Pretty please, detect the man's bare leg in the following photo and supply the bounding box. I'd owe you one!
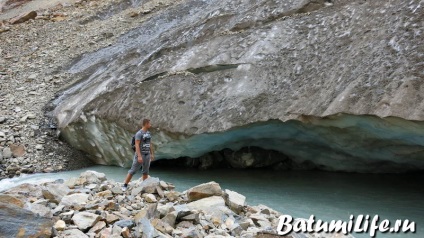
[142,174,148,181]
[124,173,133,184]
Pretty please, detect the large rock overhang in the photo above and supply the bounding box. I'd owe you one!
[53,0,424,172]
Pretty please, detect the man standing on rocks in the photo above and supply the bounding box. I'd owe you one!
[122,119,154,191]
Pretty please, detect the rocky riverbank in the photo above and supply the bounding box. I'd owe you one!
[0,170,352,237]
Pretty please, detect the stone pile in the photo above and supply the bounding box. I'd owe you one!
[0,170,352,237]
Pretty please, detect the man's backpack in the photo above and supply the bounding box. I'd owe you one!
[131,136,136,151]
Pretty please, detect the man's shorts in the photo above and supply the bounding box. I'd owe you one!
[128,153,151,175]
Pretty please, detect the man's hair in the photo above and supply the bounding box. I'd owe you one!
[141,119,150,126]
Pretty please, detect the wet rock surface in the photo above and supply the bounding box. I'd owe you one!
[0,170,353,238]
[0,202,53,237]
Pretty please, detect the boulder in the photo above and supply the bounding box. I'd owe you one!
[181,213,200,224]
[24,203,52,218]
[33,198,49,206]
[156,185,165,198]
[88,221,106,233]
[59,210,74,223]
[223,189,246,213]
[187,196,226,212]
[249,213,272,229]
[96,190,113,198]
[151,218,174,234]
[54,220,66,231]
[60,193,89,207]
[114,219,135,229]
[9,11,37,24]
[161,211,177,227]
[98,227,112,238]
[159,181,168,189]
[112,224,123,235]
[59,229,89,238]
[122,227,131,238]
[134,218,155,238]
[42,183,70,204]
[4,183,43,197]
[53,205,65,215]
[145,193,157,203]
[111,186,123,194]
[106,213,120,224]
[72,211,101,231]
[80,170,107,184]
[187,181,222,201]
[131,177,160,196]
[0,202,53,237]
[65,177,78,188]
[164,190,180,202]
[9,144,25,157]
[157,203,174,217]
[171,204,191,219]
[2,147,12,159]
[134,203,159,221]
[180,227,202,238]
[0,194,24,207]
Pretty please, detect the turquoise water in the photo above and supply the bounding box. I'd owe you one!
[0,165,422,238]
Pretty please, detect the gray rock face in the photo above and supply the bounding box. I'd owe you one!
[53,0,424,172]
[0,202,53,237]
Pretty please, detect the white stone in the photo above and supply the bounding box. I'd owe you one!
[54,220,66,231]
[145,194,157,203]
[42,183,70,204]
[72,211,101,230]
[224,189,246,213]
[60,193,89,207]
[80,170,107,183]
[59,229,88,238]
[187,196,226,212]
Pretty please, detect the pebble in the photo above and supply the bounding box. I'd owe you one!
[27,74,37,81]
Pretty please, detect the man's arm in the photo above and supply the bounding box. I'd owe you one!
[135,140,143,163]
[150,142,154,161]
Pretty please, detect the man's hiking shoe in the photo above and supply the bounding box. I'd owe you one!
[122,185,128,192]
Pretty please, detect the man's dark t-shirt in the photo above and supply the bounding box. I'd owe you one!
[135,130,151,154]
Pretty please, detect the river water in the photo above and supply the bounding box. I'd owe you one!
[0,165,422,238]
